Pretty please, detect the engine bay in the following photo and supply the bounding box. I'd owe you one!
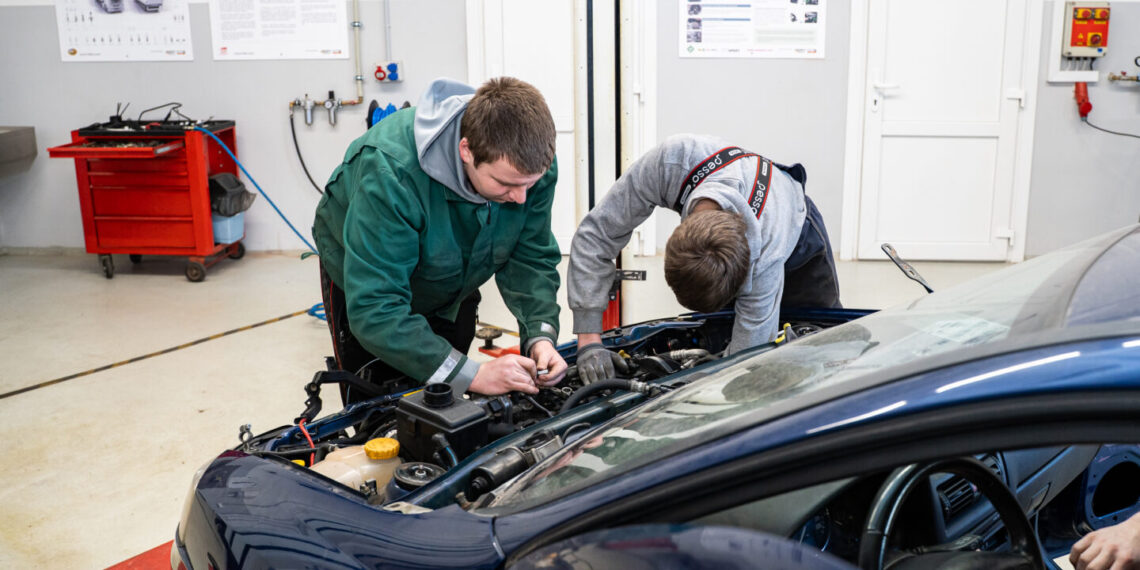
[200,305,1140,569]
[234,311,842,505]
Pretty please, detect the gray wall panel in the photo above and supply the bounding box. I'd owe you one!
[1027,2,1140,256]
[2,1,1138,259]
[0,0,468,252]
[654,1,852,249]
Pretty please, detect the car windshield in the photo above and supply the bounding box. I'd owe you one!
[486,227,1140,511]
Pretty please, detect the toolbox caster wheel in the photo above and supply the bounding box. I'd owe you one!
[228,243,246,260]
[99,255,114,279]
[129,254,142,264]
[185,261,207,282]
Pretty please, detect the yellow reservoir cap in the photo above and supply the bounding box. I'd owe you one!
[292,459,306,466]
[365,437,400,460]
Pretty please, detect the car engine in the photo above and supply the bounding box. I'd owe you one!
[235,311,838,504]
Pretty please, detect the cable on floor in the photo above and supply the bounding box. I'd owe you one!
[308,302,327,321]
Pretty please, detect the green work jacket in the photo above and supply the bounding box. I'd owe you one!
[312,108,561,388]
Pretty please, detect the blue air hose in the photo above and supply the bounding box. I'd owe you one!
[307,302,326,321]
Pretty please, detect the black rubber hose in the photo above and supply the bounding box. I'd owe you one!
[289,112,325,195]
[559,379,634,414]
[255,442,336,459]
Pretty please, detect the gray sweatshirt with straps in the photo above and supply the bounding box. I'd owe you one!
[567,134,807,355]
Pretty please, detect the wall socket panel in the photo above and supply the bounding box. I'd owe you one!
[374,61,403,82]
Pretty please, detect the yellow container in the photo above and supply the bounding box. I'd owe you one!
[310,438,402,492]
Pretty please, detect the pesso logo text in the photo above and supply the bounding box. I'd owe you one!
[690,155,724,184]
[750,184,768,212]
[674,147,758,212]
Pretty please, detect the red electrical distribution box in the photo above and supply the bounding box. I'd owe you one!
[1063,2,1110,57]
[48,119,245,281]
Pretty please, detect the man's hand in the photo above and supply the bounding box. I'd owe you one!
[530,340,568,387]
[576,341,624,385]
[469,354,539,395]
[1071,512,1140,570]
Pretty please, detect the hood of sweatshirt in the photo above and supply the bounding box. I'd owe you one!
[413,78,485,204]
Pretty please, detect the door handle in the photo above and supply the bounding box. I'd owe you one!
[872,82,900,92]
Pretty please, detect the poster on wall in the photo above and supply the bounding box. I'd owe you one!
[207,0,349,60]
[55,0,193,61]
[680,0,825,59]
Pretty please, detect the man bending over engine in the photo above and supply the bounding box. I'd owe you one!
[567,134,840,384]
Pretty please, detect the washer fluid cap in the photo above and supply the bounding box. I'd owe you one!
[364,437,400,460]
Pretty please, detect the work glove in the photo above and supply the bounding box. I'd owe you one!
[576,343,625,385]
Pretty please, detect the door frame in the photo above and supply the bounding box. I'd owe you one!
[839,0,1044,262]
[621,0,658,256]
[465,0,657,254]
[465,0,579,253]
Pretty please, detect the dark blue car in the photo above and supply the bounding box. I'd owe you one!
[173,225,1140,569]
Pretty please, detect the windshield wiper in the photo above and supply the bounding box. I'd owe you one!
[881,243,934,294]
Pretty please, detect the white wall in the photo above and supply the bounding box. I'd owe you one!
[652,1,852,250]
[1027,2,1140,255]
[1,0,1138,258]
[0,0,468,252]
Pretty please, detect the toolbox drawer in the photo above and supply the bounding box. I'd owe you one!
[47,139,184,159]
[86,155,189,175]
[91,187,194,217]
[95,218,197,249]
[87,170,190,189]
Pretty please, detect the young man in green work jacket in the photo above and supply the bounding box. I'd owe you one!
[313,77,567,404]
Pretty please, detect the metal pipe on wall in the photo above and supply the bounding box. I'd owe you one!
[347,0,364,105]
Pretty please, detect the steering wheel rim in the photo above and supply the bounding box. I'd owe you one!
[857,457,1045,570]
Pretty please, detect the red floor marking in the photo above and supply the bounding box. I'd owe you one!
[106,540,172,569]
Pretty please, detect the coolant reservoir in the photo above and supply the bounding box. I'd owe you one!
[310,438,403,493]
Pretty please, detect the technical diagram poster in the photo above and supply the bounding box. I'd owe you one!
[55,0,193,61]
[680,0,825,58]
[207,0,348,60]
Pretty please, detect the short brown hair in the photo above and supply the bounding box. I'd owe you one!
[460,77,556,175]
[664,210,751,313]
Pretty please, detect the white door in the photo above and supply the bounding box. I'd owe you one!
[856,0,1028,260]
[467,0,577,253]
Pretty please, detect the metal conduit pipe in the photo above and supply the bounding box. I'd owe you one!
[346,0,364,105]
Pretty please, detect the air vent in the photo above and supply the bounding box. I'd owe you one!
[938,477,979,520]
[979,454,1005,482]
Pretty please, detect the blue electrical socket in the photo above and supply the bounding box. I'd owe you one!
[374,61,403,82]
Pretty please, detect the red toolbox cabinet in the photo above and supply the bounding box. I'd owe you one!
[48,120,244,281]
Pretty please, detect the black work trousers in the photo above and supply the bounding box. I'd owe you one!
[319,263,480,405]
[776,164,842,309]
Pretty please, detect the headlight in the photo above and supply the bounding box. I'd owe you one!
[176,459,212,544]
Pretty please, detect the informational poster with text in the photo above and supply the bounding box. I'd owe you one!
[680,0,826,59]
[55,0,193,62]
[208,0,349,60]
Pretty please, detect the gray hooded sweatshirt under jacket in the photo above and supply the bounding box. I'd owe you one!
[413,78,483,203]
[411,77,560,363]
[567,134,806,355]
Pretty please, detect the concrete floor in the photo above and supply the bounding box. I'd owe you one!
[0,250,1008,568]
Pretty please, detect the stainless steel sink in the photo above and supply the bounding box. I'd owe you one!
[0,126,37,177]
